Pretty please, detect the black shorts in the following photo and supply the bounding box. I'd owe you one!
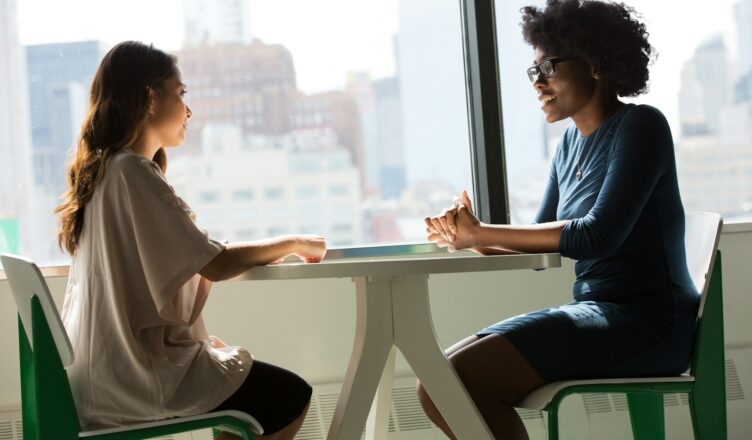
[212,360,312,434]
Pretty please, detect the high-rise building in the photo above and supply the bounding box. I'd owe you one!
[346,72,380,192]
[735,0,752,77]
[678,35,733,137]
[182,0,252,47]
[176,41,298,154]
[346,71,407,200]
[0,0,33,253]
[292,90,364,189]
[25,41,105,193]
[372,77,406,199]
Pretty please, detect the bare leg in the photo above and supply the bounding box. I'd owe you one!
[215,402,310,440]
[417,335,544,439]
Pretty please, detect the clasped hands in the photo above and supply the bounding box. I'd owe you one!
[424,190,481,252]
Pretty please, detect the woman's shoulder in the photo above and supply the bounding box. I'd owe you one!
[106,149,166,186]
[621,103,670,128]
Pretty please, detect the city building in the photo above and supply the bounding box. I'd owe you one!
[25,41,105,193]
[735,0,752,77]
[292,90,364,191]
[168,124,363,247]
[182,0,252,47]
[176,40,298,154]
[677,35,733,137]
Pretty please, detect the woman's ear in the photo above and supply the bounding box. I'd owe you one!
[146,86,157,115]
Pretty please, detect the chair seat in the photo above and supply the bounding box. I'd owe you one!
[78,410,264,437]
[516,374,695,411]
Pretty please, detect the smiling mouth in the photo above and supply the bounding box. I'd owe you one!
[540,95,557,104]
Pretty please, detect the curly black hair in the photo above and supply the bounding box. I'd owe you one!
[521,0,654,97]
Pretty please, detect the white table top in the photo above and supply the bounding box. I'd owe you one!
[232,252,561,281]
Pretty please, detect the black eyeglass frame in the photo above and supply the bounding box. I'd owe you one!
[526,56,577,82]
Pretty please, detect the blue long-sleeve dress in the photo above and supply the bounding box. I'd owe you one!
[478,104,700,381]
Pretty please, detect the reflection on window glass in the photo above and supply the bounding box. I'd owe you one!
[1,0,473,265]
[498,0,752,224]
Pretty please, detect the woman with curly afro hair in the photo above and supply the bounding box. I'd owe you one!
[421,1,699,438]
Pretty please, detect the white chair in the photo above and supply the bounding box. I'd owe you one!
[516,212,726,439]
[1,253,263,440]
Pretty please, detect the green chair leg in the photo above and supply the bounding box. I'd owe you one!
[627,393,665,440]
[688,253,727,440]
[546,403,560,440]
[689,388,727,440]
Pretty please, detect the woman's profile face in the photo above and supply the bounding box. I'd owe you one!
[148,71,192,148]
[532,47,597,124]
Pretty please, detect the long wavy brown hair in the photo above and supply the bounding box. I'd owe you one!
[56,41,178,255]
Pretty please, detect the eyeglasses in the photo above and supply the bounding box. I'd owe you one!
[526,57,576,83]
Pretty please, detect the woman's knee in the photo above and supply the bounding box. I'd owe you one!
[447,335,543,405]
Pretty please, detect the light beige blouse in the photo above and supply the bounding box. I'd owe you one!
[61,149,251,429]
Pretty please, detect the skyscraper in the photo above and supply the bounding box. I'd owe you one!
[735,0,752,77]
[0,0,33,253]
[25,41,106,193]
[678,35,732,137]
[372,77,406,199]
[176,40,298,151]
[182,0,252,47]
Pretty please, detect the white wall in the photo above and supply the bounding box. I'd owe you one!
[1,226,751,435]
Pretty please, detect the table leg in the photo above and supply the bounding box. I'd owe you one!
[327,278,395,440]
[365,345,396,440]
[391,276,495,440]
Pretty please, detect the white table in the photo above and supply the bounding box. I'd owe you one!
[234,250,561,440]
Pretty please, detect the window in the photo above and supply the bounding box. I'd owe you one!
[264,187,286,201]
[495,0,752,224]
[295,186,318,199]
[2,0,477,265]
[232,190,254,201]
[198,191,220,203]
[329,184,350,197]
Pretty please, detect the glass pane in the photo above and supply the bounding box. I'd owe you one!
[498,0,752,224]
[1,0,474,265]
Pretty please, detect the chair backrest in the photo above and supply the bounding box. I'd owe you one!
[683,212,723,319]
[1,253,81,439]
[1,254,74,366]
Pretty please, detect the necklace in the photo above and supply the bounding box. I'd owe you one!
[575,124,605,181]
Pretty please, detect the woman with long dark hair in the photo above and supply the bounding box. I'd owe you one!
[57,41,325,440]
[421,1,698,438]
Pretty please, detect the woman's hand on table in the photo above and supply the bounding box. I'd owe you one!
[425,190,482,251]
[292,235,327,263]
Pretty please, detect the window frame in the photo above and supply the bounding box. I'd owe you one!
[460,0,511,225]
